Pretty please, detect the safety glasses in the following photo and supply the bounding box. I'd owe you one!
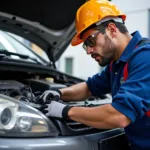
[82,27,106,51]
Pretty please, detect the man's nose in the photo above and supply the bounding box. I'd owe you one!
[86,46,94,55]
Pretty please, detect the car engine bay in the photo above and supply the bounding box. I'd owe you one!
[0,79,66,108]
[0,75,112,136]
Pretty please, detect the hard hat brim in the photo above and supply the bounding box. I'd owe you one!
[71,32,83,46]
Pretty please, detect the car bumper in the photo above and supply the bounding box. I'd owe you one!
[0,128,124,150]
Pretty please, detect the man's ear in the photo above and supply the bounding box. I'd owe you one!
[107,23,117,38]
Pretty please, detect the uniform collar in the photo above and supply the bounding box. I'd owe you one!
[116,31,142,63]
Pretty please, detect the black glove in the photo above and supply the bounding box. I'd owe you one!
[40,101,73,119]
[37,90,62,104]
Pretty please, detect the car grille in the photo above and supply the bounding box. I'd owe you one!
[65,119,92,131]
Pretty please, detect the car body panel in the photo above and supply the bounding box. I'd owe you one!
[0,129,124,150]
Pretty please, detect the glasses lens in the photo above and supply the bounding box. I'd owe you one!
[87,36,96,47]
[82,44,87,51]
[83,35,96,51]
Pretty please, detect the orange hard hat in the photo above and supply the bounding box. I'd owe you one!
[71,0,126,46]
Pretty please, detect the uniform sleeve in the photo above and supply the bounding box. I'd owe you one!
[112,47,150,123]
[86,65,111,97]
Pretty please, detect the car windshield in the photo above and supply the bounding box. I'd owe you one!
[0,30,50,65]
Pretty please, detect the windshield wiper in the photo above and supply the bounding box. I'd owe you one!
[0,50,43,64]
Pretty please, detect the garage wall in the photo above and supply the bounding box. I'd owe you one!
[57,0,150,80]
[113,0,150,37]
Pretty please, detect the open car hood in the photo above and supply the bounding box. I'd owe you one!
[0,0,86,62]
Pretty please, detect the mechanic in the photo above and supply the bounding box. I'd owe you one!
[40,0,150,149]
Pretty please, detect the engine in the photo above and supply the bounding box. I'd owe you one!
[0,80,32,99]
[0,79,67,108]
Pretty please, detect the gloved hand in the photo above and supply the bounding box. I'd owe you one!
[37,90,62,104]
[41,101,73,119]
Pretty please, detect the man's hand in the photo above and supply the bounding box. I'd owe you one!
[38,90,62,104]
[41,101,73,119]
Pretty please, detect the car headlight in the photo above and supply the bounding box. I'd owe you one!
[0,94,59,137]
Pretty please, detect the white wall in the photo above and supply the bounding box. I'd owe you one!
[57,0,150,80]
[113,0,150,37]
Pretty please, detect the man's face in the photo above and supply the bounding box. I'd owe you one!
[82,27,116,67]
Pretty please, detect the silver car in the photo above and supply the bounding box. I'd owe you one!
[0,1,129,150]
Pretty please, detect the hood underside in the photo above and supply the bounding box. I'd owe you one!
[0,0,86,61]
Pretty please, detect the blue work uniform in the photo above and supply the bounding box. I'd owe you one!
[86,31,150,150]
